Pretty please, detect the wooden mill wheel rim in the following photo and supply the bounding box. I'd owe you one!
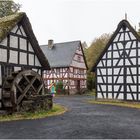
[2,70,45,110]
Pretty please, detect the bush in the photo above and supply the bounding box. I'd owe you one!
[87,72,95,91]
[56,81,64,94]
[87,78,94,91]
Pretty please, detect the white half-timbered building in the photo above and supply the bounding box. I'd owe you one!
[40,40,88,94]
[92,20,140,101]
[0,13,50,107]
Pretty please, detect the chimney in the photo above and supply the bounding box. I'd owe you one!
[125,13,127,20]
[48,39,54,49]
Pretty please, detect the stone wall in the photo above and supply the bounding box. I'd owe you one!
[21,94,53,112]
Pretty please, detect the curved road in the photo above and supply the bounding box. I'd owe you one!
[0,95,140,139]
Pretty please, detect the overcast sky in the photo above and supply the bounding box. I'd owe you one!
[14,0,140,46]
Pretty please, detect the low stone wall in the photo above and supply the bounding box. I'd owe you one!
[21,94,53,112]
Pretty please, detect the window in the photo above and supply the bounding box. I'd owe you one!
[20,38,27,50]
[0,49,7,62]
[20,52,27,64]
[77,55,81,62]
[10,35,18,48]
[9,50,18,64]
[77,69,80,75]
[74,68,76,74]
[56,69,59,74]
[2,65,14,78]
[81,69,84,75]
[29,54,34,65]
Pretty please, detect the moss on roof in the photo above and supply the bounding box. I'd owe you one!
[0,12,25,41]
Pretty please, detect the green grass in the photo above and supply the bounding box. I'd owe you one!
[86,90,96,96]
[88,99,140,109]
[0,104,67,122]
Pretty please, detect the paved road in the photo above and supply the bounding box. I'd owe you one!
[1,95,140,139]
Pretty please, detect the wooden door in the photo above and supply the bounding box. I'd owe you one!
[77,80,80,91]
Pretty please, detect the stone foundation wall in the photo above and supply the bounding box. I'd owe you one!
[21,94,53,112]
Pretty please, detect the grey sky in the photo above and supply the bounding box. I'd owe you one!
[15,0,140,46]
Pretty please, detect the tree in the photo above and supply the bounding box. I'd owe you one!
[85,33,111,71]
[0,0,21,18]
[84,33,111,90]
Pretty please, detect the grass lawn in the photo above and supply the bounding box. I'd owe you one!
[0,104,67,122]
[86,91,96,96]
[88,98,140,109]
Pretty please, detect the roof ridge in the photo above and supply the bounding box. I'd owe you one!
[0,12,25,22]
[0,12,25,41]
[40,40,81,46]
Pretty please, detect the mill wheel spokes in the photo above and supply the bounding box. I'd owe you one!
[2,70,45,112]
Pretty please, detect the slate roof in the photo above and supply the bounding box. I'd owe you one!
[0,12,50,69]
[40,41,87,68]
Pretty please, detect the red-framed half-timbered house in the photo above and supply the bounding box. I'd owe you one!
[40,40,88,94]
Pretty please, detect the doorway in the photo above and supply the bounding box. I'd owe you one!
[77,80,80,92]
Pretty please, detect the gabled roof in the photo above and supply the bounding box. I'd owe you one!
[92,20,140,72]
[40,41,88,69]
[0,12,50,69]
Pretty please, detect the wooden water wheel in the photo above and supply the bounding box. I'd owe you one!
[2,70,45,112]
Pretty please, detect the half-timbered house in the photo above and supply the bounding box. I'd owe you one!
[0,12,50,107]
[92,20,140,101]
[40,40,88,94]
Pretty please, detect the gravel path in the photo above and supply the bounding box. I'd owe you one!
[0,95,140,139]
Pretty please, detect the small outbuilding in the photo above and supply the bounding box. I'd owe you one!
[92,20,140,101]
